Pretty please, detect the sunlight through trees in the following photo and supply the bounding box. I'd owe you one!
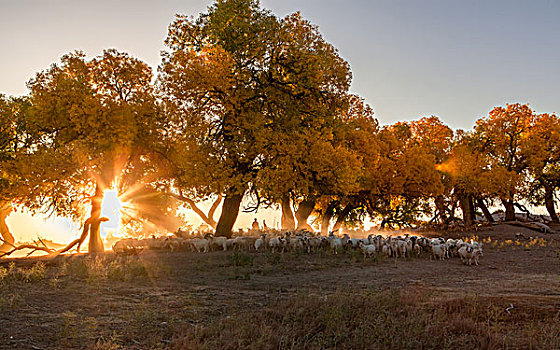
[0,0,558,255]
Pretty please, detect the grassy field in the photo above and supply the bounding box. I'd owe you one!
[1,224,559,349]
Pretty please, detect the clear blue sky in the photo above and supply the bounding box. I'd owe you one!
[1,0,559,130]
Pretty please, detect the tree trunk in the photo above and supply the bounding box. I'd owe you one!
[476,197,494,223]
[215,193,244,238]
[468,195,476,222]
[88,184,105,253]
[0,201,15,253]
[448,195,457,223]
[320,201,338,236]
[332,202,356,232]
[502,198,516,221]
[281,195,296,230]
[206,195,222,228]
[434,195,448,224]
[543,182,559,223]
[178,195,221,229]
[295,199,315,231]
[459,193,473,226]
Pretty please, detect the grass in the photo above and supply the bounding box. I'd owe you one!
[0,235,558,349]
[58,255,168,283]
[464,234,551,251]
[171,290,560,350]
[0,261,46,284]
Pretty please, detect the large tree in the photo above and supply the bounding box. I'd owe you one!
[159,0,351,237]
[0,95,20,252]
[25,49,158,253]
[473,104,534,221]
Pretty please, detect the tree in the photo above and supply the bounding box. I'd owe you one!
[348,118,446,229]
[437,132,496,225]
[319,95,379,233]
[0,95,19,252]
[473,104,534,221]
[408,116,454,224]
[159,0,351,237]
[25,49,158,253]
[252,94,371,233]
[522,112,560,222]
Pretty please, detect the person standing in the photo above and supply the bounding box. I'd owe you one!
[252,218,260,231]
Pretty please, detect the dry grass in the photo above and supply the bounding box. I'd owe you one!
[0,225,558,349]
[172,290,560,350]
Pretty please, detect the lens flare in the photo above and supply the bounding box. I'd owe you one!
[100,189,123,239]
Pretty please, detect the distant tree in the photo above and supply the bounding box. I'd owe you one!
[346,118,446,229]
[0,95,60,256]
[522,112,560,222]
[407,116,454,224]
[438,132,496,225]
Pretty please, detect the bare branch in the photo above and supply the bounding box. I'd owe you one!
[0,236,55,258]
[207,195,222,226]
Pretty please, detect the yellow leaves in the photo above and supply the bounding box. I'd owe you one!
[15,48,160,219]
[389,196,403,211]
[435,159,458,176]
[468,103,560,203]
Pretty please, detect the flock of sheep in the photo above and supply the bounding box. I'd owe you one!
[112,230,484,266]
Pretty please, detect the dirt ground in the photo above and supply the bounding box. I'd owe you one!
[1,224,559,349]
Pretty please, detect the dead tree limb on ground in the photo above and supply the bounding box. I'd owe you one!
[0,237,55,258]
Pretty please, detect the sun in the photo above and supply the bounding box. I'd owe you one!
[100,189,123,239]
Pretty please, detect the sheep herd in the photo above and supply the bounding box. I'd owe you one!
[112,230,484,266]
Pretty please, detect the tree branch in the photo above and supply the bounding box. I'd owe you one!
[167,191,218,229]
[207,195,222,226]
[0,236,55,258]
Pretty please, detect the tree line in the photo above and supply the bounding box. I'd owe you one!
[1,0,559,253]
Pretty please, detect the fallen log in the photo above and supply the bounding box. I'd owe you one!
[506,220,553,233]
[0,237,55,258]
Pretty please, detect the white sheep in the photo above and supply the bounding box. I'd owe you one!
[163,237,183,251]
[359,242,377,258]
[209,236,228,251]
[223,238,235,251]
[233,236,256,251]
[329,237,343,255]
[395,239,407,258]
[288,237,304,252]
[190,238,210,253]
[458,244,483,265]
[268,237,281,253]
[381,243,391,257]
[413,243,422,256]
[431,243,446,260]
[348,238,361,249]
[113,239,143,254]
[254,236,266,251]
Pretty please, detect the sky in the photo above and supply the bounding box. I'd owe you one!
[2,0,559,242]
